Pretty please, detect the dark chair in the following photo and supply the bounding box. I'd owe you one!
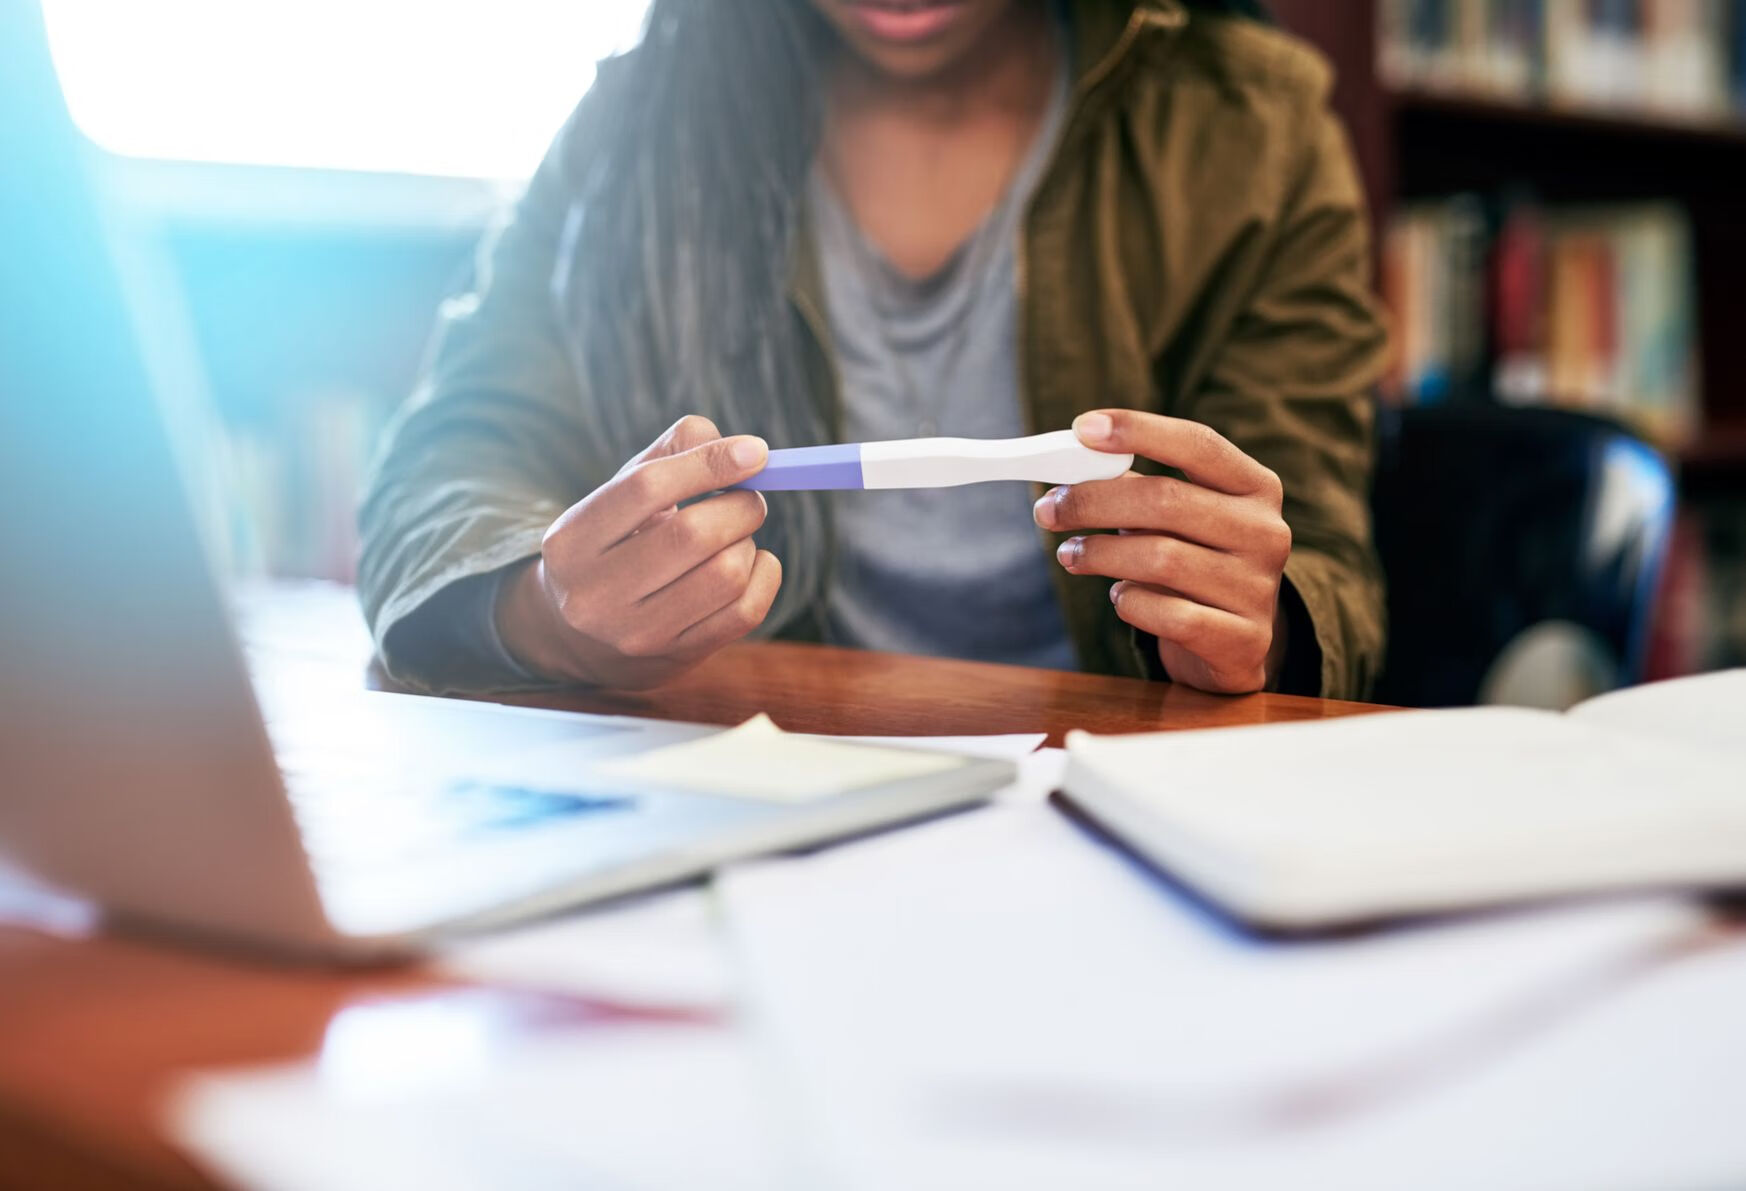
[1369,404,1677,708]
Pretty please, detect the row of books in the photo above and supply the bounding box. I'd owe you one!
[1381,197,1702,447]
[213,389,382,583]
[1381,0,1746,119]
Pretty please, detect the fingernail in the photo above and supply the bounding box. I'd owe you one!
[1109,581,1123,606]
[1033,487,1064,528]
[1074,412,1114,444]
[731,437,767,469]
[754,491,768,517]
[1056,537,1083,569]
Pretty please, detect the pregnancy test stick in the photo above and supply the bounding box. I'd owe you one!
[735,430,1134,492]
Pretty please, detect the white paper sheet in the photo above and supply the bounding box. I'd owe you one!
[593,713,967,802]
[718,803,1746,1190]
[1568,667,1746,757]
[432,888,734,1013]
[995,747,1067,806]
[170,1022,812,1191]
[822,732,1046,762]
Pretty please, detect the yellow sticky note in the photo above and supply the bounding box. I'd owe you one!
[594,714,965,803]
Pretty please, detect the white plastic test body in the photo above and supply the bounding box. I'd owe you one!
[736,430,1134,492]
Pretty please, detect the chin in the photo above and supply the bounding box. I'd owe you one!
[850,40,978,79]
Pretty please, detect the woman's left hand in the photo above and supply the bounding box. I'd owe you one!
[1034,409,1293,695]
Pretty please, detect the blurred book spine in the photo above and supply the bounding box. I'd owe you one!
[1383,0,1741,120]
[1649,498,1746,676]
[1381,195,1490,403]
[212,389,381,584]
[1381,196,1702,448]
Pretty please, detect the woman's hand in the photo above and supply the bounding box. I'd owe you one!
[496,415,782,690]
[1035,410,1293,695]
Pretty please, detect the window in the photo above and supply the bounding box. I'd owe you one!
[41,1,651,180]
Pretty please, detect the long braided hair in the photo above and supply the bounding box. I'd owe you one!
[553,0,1271,637]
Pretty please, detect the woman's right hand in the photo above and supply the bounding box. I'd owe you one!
[495,415,782,690]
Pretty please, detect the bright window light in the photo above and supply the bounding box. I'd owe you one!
[40,1,652,180]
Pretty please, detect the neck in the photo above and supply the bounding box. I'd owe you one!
[828,0,1057,129]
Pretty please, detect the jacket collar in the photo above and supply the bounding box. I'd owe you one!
[1068,0,1188,87]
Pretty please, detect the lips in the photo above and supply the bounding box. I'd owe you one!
[841,0,968,45]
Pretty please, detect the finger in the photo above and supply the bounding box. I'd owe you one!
[623,414,722,471]
[619,417,724,534]
[636,537,757,633]
[670,549,782,654]
[605,489,768,598]
[629,505,679,539]
[1057,533,1278,618]
[1072,410,1281,501]
[1109,581,1272,684]
[1034,474,1270,552]
[589,434,769,547]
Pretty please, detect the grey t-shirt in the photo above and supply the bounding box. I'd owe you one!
[809,52,1076,671]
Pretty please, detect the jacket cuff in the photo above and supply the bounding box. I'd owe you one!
[1128,620,1170,683]
[369,525,558,696]
[1283,548,1382,702]
[1124,553,1376,701]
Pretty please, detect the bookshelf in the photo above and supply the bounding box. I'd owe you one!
[1272,0,1746,456]
[1268,0,1746,675]
[1391,88,1746,153]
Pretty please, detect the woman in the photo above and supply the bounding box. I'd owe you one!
[359,0,1388,700]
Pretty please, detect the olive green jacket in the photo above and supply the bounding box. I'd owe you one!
[359,0,1390,700]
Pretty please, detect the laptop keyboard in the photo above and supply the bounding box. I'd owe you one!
[258,693,648,873]
[281,765,635,873]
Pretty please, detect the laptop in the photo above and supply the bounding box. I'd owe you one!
[0,0,1012,959]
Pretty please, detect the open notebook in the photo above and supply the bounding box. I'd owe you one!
[1063,670,1746,930]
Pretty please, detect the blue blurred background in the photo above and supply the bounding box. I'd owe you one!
[40,0,651,582]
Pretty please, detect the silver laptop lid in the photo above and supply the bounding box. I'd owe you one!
[0,0,332,948]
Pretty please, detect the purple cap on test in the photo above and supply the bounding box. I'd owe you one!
[735,443,865,491]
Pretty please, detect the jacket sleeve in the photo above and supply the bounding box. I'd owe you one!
[356,119,610,695]
[1176,106,1391,701]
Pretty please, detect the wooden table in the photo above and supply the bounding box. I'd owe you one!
[463,640,1383,749]
[0,584,1386,1190]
